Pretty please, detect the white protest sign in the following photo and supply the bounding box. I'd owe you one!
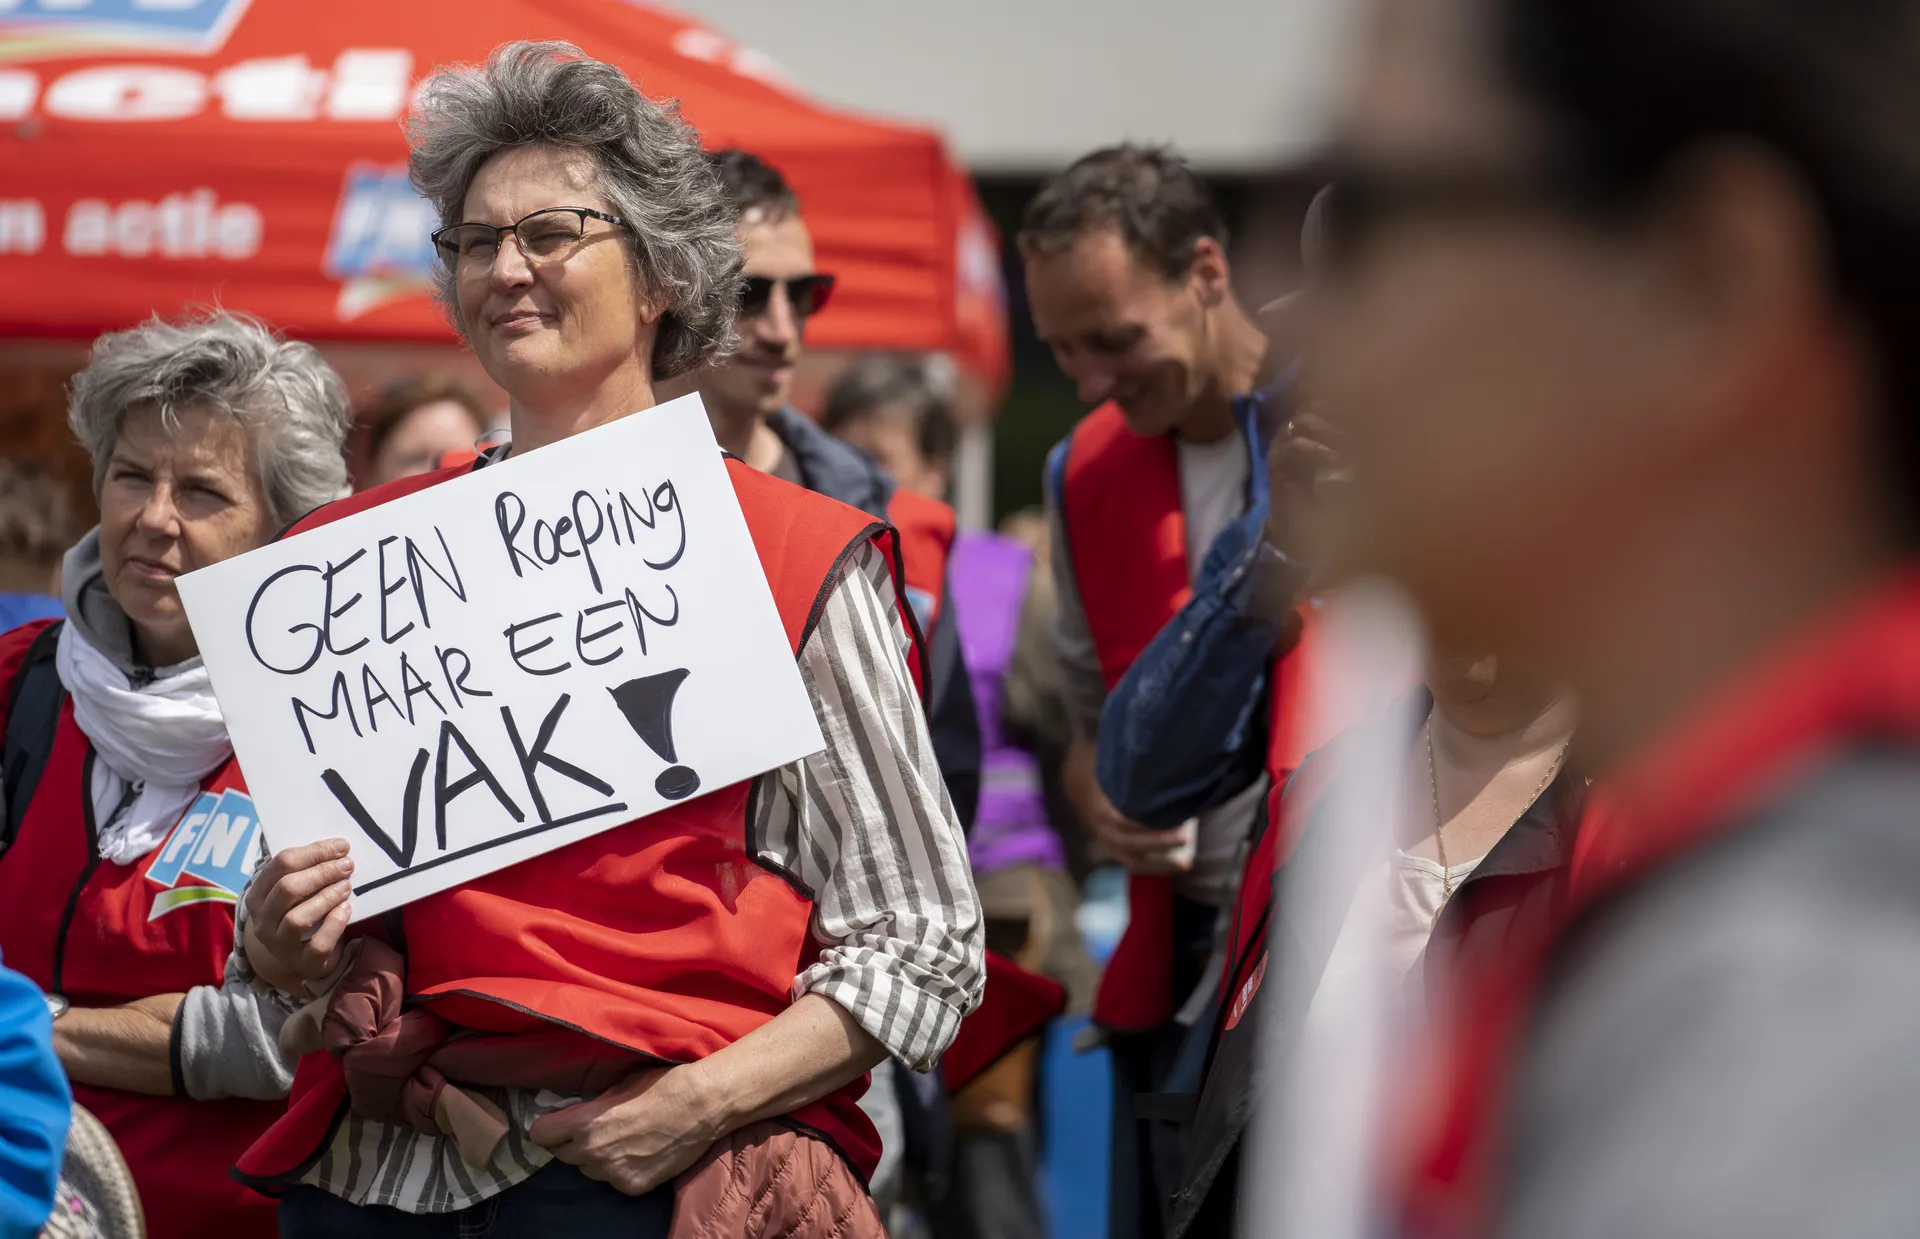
[176,394,825,921]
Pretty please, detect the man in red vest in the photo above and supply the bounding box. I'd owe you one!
[1021,144,1281,1239]
[691,150,980,832]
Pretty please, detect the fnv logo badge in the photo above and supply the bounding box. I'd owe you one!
[325,163,439,321]
[145,789,259,921]
[0,0,253,60]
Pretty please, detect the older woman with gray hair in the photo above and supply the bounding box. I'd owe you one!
[0,309,352,1239]
[236,41,982,1239]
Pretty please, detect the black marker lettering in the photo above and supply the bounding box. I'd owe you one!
[502,694,614,823]
[504,613,570,676]
[432,720,524,849]
[322,750,425,869]
[622,583,680,657]
[405,528,466,626]
[570,489,606,593]
[246,563,325,675]
[645,480,686,571]
[320,549,369,657]
[574,600,626,667]
[376,537,415,644]
[398,650,446,722]
[494,491,537,577]
[291,670,359,755]
[361,664,405,731]
[435,645,491,706]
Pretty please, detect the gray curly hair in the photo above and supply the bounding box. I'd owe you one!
[407,41,741,379]
[68,310,352,530]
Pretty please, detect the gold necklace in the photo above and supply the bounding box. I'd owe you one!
[1425,718,1571,926]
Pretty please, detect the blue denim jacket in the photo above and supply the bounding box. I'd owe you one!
[1091,384,1301,829]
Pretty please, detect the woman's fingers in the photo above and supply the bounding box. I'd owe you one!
[258,852,353,929]
[302,897,354,975]
[246,839,354,981]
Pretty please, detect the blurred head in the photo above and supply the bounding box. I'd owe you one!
[820,354,959,499]
[1020,145,1237,437]
[1309,0,1920,657]
[699,150,834,421]
[0,462,76,595]
[68,311,352,665]
[359,375,489,489]
[409,43,739,416]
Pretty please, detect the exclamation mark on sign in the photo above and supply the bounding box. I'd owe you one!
[608,668,701,801]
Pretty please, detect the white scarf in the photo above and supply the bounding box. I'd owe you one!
[55,621,233,866]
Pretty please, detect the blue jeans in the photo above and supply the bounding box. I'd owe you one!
[277,1162,673,1238]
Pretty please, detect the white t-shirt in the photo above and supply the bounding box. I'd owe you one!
[1174,431,1263,908]
[1306,849,1484,1046]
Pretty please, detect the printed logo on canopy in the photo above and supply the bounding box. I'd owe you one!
[0,0,253,61]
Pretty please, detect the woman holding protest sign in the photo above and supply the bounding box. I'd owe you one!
[234,41,983,1239]
[0,310,355,1239]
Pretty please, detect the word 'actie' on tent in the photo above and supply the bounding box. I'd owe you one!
[0,0,1011,397]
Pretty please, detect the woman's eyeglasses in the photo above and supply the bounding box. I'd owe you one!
[740,273,836,321]
[431,207,627,271]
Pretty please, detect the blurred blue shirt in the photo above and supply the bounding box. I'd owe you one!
[0,594,62,636]
[0,956,68,1238]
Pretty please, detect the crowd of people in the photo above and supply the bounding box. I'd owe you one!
[4,1,1920,1235]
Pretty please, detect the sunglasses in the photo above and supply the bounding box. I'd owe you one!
[740,273,836,320]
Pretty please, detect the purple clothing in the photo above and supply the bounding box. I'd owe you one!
[950,533,1065,875]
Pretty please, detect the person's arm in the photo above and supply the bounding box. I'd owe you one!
[0,960,67,1239]
[171,884,299,1102]
[51,994,182,1095]
[528,992,882,1194]
[1094,501,1301,828]
[532,543,984,1194]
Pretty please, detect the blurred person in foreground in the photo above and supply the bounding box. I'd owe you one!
[0,463,77,629]
[235,43,981,1238]
[353,375,489,489]
[825,355,1095,1239]
[1095,319,1584,1236]
[1022,143,1283,1239]
[1303,0,1920,1235]
[693,151,981,830]
[0,311,349,1239]
[0,954,71,1239]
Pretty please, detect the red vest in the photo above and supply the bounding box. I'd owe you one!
[1058,404,1189,1031]
[0,622,280,1239]
[238,457,912,1190]
[886,488,956,634]
[1401,572,1920,1238]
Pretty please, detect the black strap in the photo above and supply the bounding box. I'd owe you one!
[1134,1091,1200,1125]
[3,621,67,853]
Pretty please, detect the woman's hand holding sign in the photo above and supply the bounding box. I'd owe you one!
[242,838,355,995]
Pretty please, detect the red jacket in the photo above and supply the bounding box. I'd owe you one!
[0,621,281,1239]
[239,457,919,1191]
[1401,574,1920,1238]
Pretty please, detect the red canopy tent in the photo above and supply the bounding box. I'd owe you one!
[0,0,1009,390]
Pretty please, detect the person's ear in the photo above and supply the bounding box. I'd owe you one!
[1187,236,1233,309]
[1632,142,1843,447]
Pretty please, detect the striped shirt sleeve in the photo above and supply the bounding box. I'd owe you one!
[754,541,985,1072]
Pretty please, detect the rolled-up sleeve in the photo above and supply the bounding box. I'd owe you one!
[757,542,985,1072]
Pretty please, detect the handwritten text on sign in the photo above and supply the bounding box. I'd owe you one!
[177,395,825,920]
